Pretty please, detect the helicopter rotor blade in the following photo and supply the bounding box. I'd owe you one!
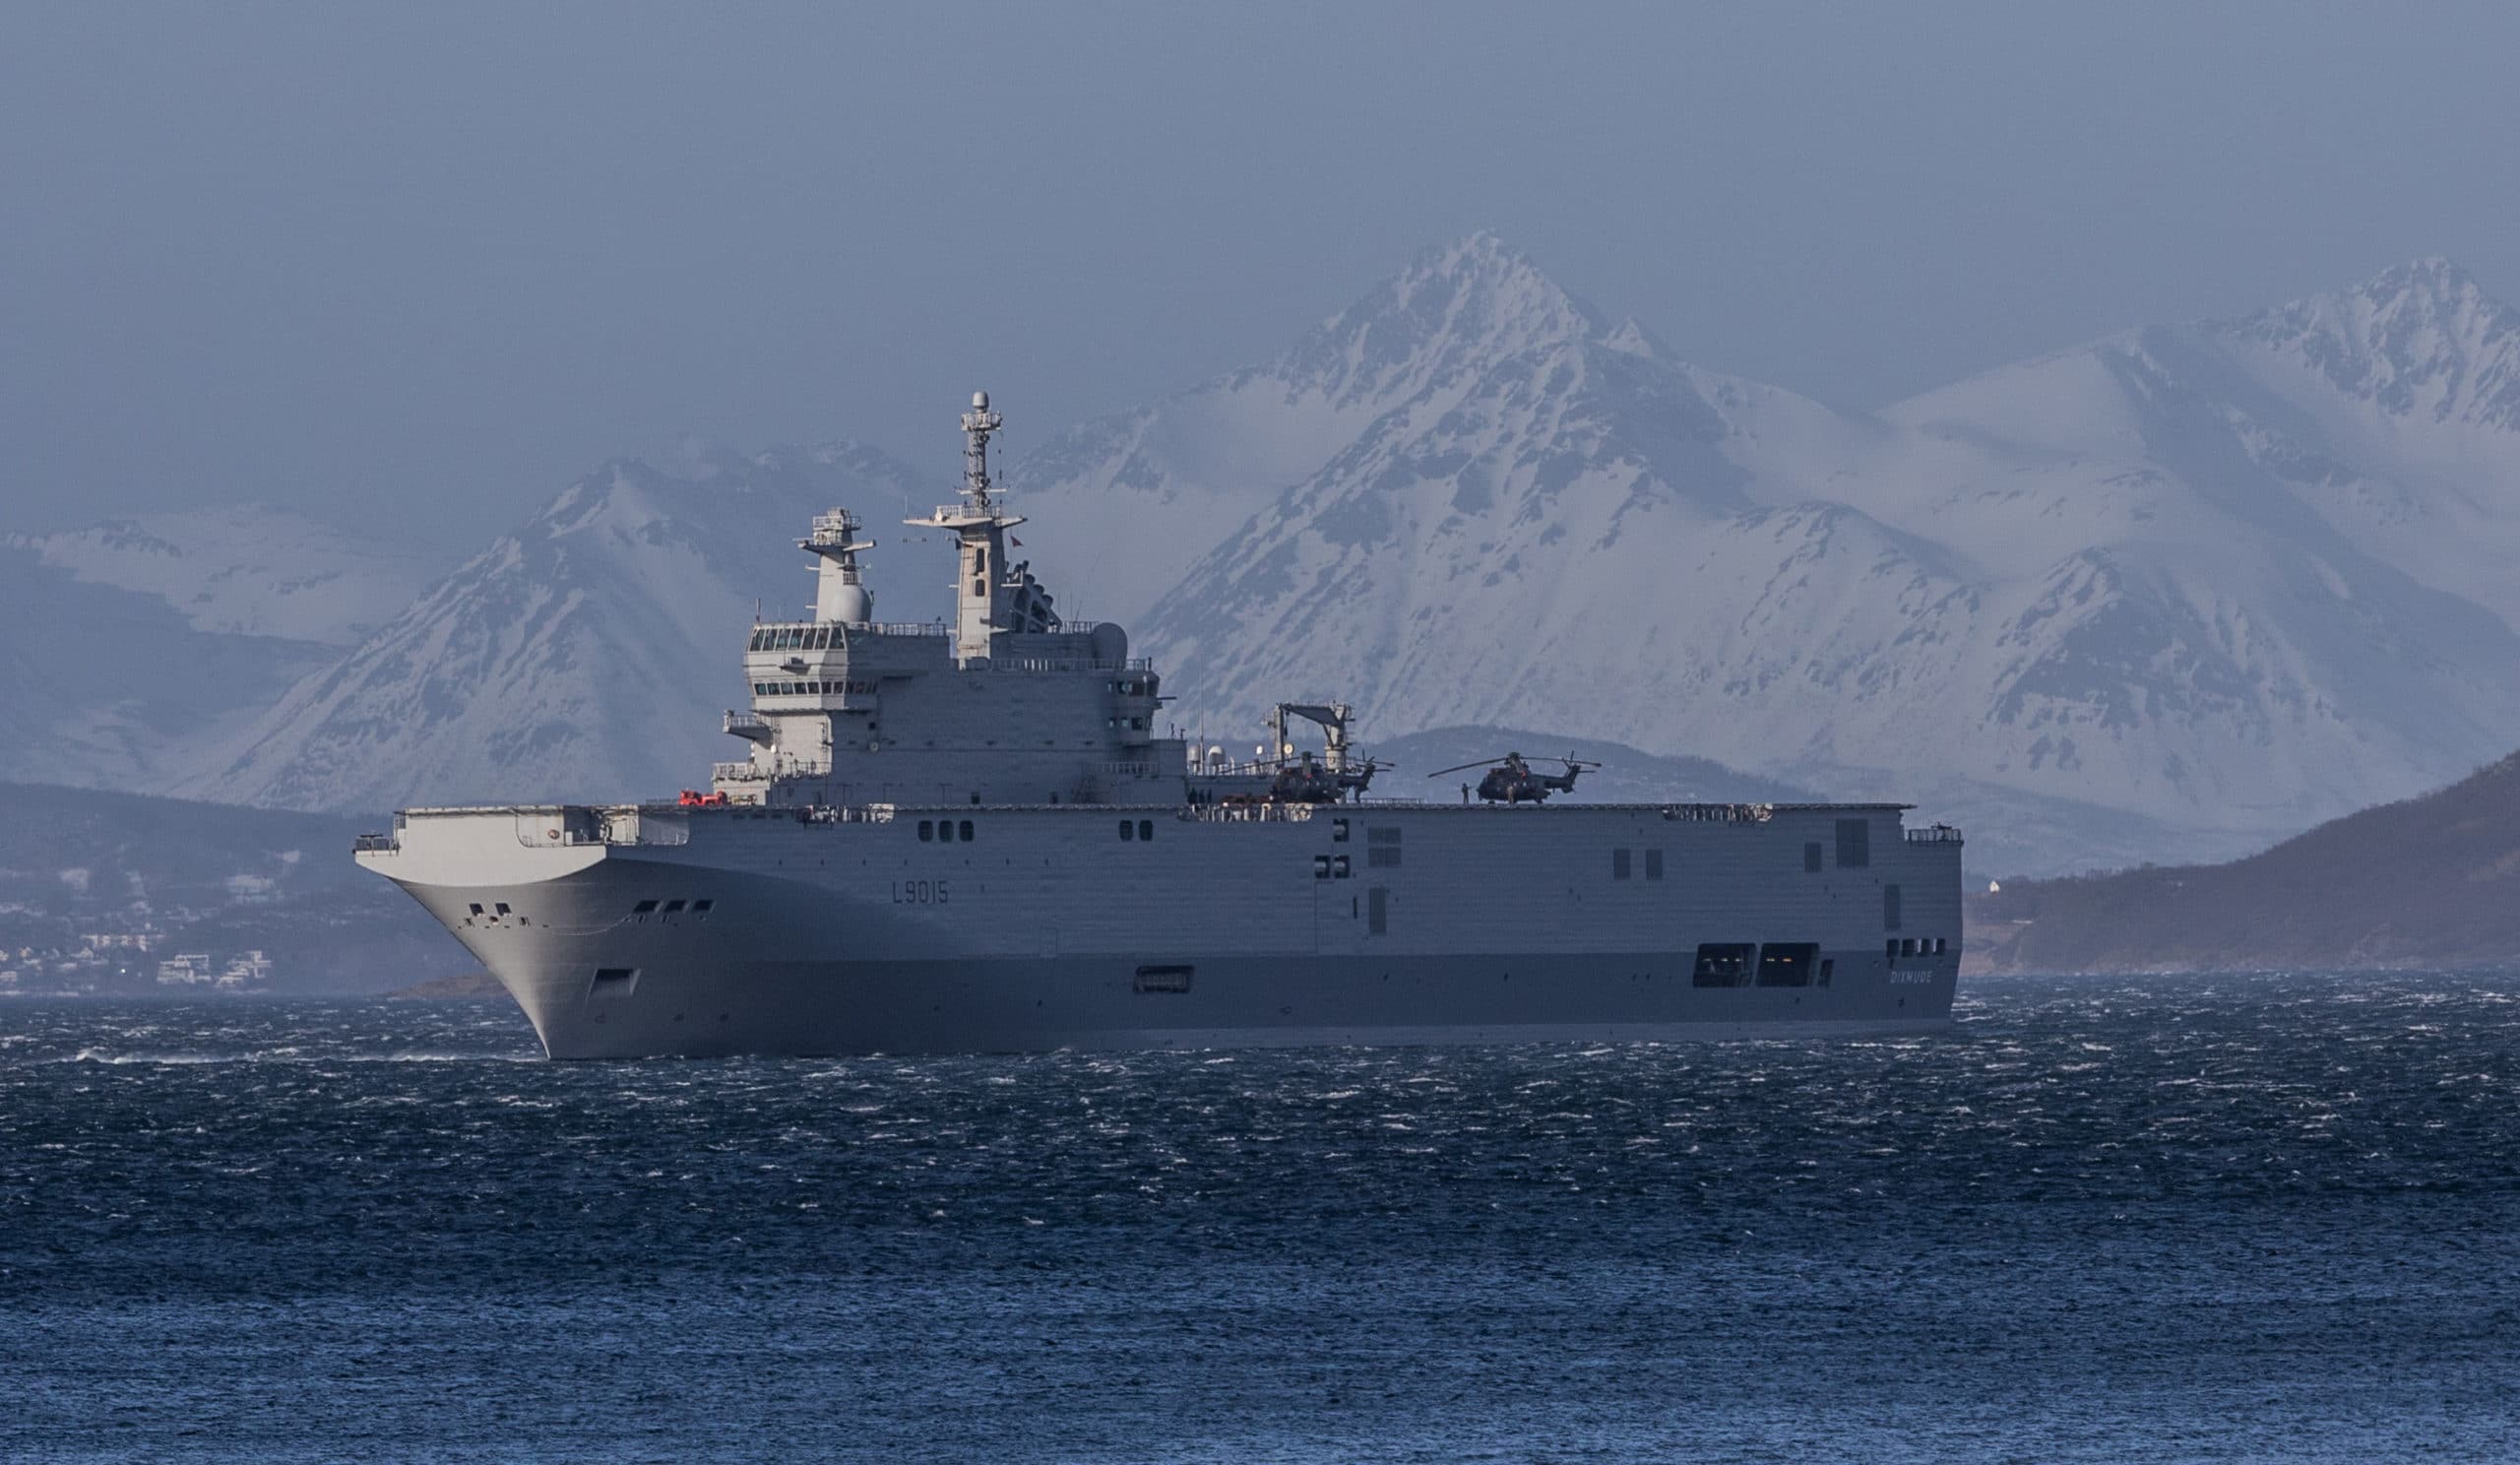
[1423,756,1513,779]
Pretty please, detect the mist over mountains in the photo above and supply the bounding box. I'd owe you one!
[14,235,2520,877]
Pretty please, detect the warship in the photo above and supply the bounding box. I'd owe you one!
[355,394,1964,1057]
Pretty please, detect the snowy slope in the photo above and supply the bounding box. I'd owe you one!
[3,506,438,644]
[1133,241,2520,853]
[177,441,945,810]
[1006,232,1644,626]
[40,237,2520,875]
[0,507,433,789]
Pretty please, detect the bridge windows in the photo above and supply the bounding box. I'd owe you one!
[746,624,848,653]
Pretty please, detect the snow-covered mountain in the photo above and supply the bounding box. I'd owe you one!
[3,507,439,644]
[22,235,2520,875]
[176,441,945,810]
[1131,238,2520,862]
[0,508,439,789]
[1005,232,1641,626]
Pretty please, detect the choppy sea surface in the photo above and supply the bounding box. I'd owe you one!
[4,972,2517,1463]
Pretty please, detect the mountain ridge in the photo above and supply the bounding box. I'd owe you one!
[14,234,2520,880]
[1966,745,2520,973]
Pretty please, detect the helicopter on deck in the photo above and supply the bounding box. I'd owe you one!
[1192,702,1388,804]
[1426,751,1602,805]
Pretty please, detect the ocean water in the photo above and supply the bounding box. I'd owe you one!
[3,973,2516,1463]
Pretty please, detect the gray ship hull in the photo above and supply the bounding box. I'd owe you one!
[511,953,1952,1059]
[360,799,1964,1058]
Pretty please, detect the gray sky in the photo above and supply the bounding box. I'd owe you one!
[4,1,2516,547]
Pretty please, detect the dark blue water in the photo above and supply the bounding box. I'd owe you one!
[5,973,2517,1462]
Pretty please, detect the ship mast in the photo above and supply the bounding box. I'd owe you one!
[908,391,1025,663]
[962,391,1002,514]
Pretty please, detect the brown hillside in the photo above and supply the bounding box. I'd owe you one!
[1966,750,2520,973]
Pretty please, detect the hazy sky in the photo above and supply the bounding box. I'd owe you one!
[5,2,2516,547]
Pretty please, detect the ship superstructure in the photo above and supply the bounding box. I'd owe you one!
[356,395,1965,1057]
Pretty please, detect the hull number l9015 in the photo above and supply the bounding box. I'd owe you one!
[891,879,950,906]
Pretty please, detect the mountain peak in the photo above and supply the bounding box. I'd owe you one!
[1266,232,1606,412]
[2349,253,2483,307]
[1382,229,1596,330]
[2214,255,2520,429]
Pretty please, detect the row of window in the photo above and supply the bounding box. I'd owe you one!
[1693,942,1831,988]
[1119,819,1157,842]
[750,625,839,652]
[628,898,714,917]
[754,680,849,696]
[918,820,976,843]
[1888,937,1948,960]
[1609,848,1667,880]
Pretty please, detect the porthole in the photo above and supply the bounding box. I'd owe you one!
[918,820,934,842]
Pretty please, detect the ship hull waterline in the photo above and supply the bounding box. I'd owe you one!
[379,876,1959,1060]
